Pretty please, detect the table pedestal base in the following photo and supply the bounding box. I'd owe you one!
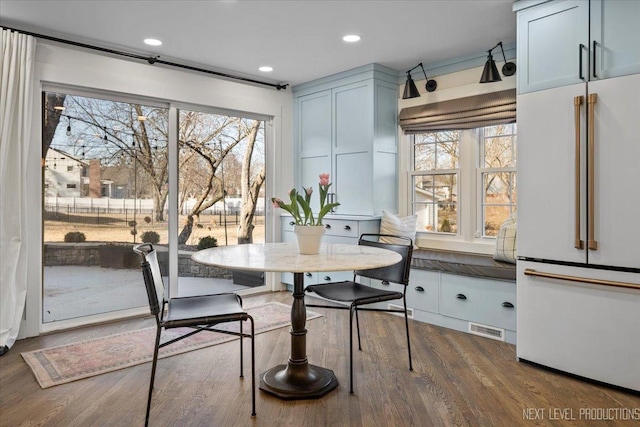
[259,362,338,400]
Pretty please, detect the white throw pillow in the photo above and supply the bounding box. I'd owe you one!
[494,221,517,264]
[378,211,417,246]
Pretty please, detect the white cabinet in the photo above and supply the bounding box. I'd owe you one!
[279,215,380,287]
[439,274,516,333]
[516,0,640,94]
[294,64,398,216]
[365,268,517,344]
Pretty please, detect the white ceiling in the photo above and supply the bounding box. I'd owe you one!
[0,0,517,87]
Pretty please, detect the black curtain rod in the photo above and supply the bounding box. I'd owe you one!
[3,26,288,91]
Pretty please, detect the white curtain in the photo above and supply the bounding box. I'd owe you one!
[0,28,36,354]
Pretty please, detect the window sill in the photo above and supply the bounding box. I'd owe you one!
[415,234,495,256]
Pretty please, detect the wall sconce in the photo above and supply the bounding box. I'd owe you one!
[480,41,516,83]
[402,62,437,99]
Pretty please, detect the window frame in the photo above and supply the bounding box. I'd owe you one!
[407,124,517,248]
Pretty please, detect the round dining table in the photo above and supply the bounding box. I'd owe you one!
[191,241,401,399]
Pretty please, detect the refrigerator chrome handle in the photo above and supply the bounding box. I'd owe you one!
[587,93,598,251]
[524,269,640,291]
[574,96,584,250]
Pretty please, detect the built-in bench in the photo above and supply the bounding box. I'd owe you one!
[411,248,516,281]
[395,248,517,344]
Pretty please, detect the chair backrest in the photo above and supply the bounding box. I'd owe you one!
[133,243,165,315]
[354,234,413,286]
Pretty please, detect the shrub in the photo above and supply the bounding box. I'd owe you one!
[64,231,86,243]
[197,236,218,250]
[144,216,152,224]
[141,231,160,244]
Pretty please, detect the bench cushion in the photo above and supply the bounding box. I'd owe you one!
[411,248,516,281]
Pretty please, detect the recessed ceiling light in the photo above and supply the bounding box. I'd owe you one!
[259,66,274,72]
[144,38,162,46]
[343,34,361,43]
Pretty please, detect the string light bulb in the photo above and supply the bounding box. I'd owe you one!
[66,117,72,136]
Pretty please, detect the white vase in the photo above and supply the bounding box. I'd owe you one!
[293,225,325,254]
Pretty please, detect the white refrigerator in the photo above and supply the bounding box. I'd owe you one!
[516,72,640,392]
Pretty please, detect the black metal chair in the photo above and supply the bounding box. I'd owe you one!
[304,233,414,393]
[133,243,255,426]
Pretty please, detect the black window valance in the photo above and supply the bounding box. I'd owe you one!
[398,88,516,134]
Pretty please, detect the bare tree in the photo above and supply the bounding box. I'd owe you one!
[237,120,265,244]
[43,93,67,153]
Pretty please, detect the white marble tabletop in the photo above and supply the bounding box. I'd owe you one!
[191,242,401,273]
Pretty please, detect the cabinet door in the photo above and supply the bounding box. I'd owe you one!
[588,74,640,269]
[590,0,640,80]
[517,0,588,94]
[333,81,373,215]
[297,90,332,211]
[517,83,588,264]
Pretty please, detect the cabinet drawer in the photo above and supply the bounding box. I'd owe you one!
[282,219,296,233]
[317,270,353,284]
[322,219,359,238]
[281,271,320,287]
[440,274,516,331]
[407,269,439,313]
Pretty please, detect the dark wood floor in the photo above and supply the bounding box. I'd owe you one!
[1,291,638,426]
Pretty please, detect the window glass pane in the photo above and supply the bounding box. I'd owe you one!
[482,171,517,236]
[437,204,457,233]
[414,142,435,171]
[482,124,517,168]
[414,131,459,171]
[483,205,512,236]
[178,110,266,292]
[412,173,457,235]
[43,91,168,323]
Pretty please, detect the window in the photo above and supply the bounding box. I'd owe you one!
[412,131,459,234]
[478,124,517,236]
[410,124,517,239]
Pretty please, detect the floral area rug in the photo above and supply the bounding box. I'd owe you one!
[22,301,321,388]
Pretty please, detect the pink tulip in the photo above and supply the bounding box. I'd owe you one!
[319,172,330,186]
[305,187,313,196]
[272,198,283,208]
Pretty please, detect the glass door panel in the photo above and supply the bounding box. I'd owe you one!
[42,91,169,322]
[177,109,266,296]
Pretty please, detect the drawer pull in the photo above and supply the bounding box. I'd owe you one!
[325,224,332,229]
[305,272,312,277]
[456,293,467,300]
[381,280,390,285]
[344,225,351,230]
[324,276,331,281]
[289,221,295,226]
[502,302,514,308]
[415,286,425,292]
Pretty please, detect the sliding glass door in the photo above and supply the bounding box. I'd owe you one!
[42,89,269,326]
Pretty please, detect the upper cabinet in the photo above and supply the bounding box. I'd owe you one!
[516,0,640,94]
[293,64,399,216]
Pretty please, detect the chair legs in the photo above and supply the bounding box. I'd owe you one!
[145,317,257,424]
[349,306,355,394]
[404,299,413,372]
[355,307,362,351]
[347,300,413,394]
[249,317,256,417]
[145,325,163,427]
